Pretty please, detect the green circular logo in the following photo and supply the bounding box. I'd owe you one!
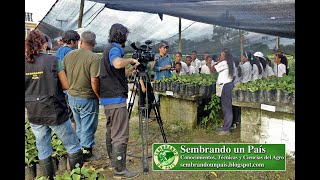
[154,144,179,170]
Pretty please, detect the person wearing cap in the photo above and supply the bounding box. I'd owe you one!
[150,42,172,80]
[253,51,274,78]
[55,30,80,133]
[190,50,201,73]
[238,51,252,83]
[251,55,263,81]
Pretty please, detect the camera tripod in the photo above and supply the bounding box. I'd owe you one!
[127,70,167,174]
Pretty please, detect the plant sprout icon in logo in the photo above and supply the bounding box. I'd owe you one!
[154,144,179,170]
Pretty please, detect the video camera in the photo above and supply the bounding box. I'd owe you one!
[131,40,155,71]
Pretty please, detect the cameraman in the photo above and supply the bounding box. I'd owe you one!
[100,23,139,179]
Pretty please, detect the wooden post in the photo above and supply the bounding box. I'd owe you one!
[78,0,85,28]
[276,36,280,50]
[178,17,182,52]
[239,30,243,59]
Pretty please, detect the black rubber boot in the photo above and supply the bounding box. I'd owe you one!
[39,157,55,180]
[83,147,101,162]
[113,144,139,179]
[106,132,114,170]
[67,150,83,170]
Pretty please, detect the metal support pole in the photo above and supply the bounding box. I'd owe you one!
[178,17,182,52]
[78,0,85,28]
[239,30,243,59]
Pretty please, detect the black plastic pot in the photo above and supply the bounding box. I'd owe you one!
[186,84,195,96]
[25,164,36,180]
[257,90,264,103]
[194,84,199,95]
[264,90,275,102]
[153,82,159,91]
[209,83,216,95]
[232,90,238,102]
[282,92,291,104]
[244,90,252,102]
[199,85,209,97]
[179,83,186,95]
[172,82,180,94]
[291,92,295,106]
[159,82,167,91]
[275,89,282,103]
[238,90,245,102]
[251,91,259,103]
[166,82,172,91]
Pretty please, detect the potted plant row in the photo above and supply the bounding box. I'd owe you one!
[232,76,295,106]
[154,73,217,97]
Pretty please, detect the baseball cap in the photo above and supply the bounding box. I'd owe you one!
[253,51,264,58]
[159,42,169,48]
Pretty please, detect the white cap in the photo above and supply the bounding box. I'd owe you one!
[253,51,264,58]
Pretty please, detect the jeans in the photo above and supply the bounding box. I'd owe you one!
[30,120,81,160]
[67,95,99,148]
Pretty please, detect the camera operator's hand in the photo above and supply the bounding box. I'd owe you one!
[131,58,140,66]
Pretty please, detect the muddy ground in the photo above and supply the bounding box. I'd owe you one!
[69,103,295,180]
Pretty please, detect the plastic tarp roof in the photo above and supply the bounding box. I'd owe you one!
[36,0,294,53]
[90,0,295,38]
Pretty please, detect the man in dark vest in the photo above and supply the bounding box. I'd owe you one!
[100,23,140,179]
[25,30,83,180]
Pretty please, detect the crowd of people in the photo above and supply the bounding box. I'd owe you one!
[25,22,290,179]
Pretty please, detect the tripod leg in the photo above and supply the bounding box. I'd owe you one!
[128,74,138,119]
[153,103,167,143]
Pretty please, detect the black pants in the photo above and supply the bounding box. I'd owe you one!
[221,82,234,131]
[232,106,241,124]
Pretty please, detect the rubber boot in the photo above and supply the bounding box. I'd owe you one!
[113,144,139,179]
[82,146,101,162]
[67,150,83,170]
[38,157,55,180]
[106,132,114,170]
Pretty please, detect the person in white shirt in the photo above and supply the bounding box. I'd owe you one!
[173,51,189,74]
[212,48,234,135]
[264,57,275,77]
[171,62,186,76]
[200,56,212,74]
[185,55,196,75]
[201,52,209,66]
[273,53,287,77]
[238,51,252,83]
[251,56,263,81]
[211,54,219,67]
[190,50,201,73]
[253,52,267,78]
